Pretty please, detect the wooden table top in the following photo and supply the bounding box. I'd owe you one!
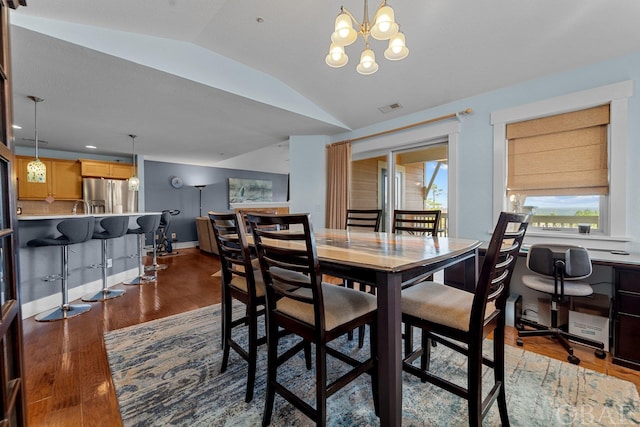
[260,228,481,273]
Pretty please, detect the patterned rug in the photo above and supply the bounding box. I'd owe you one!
[104,304,640,426]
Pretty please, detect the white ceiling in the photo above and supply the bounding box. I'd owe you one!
[9,0,640,174]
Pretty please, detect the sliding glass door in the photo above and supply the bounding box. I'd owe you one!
[351,142,448,233]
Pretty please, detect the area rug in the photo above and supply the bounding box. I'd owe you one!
[104,304,640,426]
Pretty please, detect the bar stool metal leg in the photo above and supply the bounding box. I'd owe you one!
[82,239,125,301]
[144,233,167,272]
[125,233,156,285]
[35,245,92,322]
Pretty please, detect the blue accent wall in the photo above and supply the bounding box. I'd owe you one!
[143,161,288,244]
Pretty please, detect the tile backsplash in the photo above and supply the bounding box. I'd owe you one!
[17,200,89,216]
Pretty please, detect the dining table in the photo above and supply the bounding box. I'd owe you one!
[311,228,481,426]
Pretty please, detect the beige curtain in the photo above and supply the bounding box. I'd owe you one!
[326,142,351,229]
[506,104,610,196]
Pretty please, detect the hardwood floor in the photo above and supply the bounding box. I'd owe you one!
[22,247,640,426]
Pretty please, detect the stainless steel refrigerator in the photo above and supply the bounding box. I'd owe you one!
[83,178,138,214]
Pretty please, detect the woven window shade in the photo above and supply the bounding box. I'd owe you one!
[506,105,609,196]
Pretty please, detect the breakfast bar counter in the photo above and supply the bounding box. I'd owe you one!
[18,212,161,319]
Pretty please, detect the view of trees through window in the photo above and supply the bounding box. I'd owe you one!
[424,161,447,211]
[519,195,601,231]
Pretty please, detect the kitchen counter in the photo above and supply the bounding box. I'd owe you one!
[17,211,163,319]
[18,212,159,220]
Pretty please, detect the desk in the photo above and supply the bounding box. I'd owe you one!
[478,244,640,371]
[311,229,481,426]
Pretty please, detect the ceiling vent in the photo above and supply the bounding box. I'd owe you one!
[378,102,403,114]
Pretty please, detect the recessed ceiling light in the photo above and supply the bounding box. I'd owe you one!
[85,145,97,149]
[256,17,264,23]
[12,124,21,129]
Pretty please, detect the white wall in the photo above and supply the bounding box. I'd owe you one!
[289,135,330,229]
[290,50,640,252]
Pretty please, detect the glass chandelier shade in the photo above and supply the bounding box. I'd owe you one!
[27,96,46,183]
[128,134,140,191]
[325,0,407,75]
[330,12,357,46]
[356,47,379,75]
[370,6,398,40]
[325,43,349,67]
[384,32,409,60]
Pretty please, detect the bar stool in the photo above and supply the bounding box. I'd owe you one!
[144,211,170,273]
[27,217,95,322]
[125,214,161,285]
[82,216,130,301]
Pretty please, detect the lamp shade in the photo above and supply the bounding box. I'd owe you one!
[27,158,47,183]
[384,31,409,60]
[128,176,140,191]
[356,48,379,75]
[331,12,357,46]
[325,43,348,67]
[370,5,398,40]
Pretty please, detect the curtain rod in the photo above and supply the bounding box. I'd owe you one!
[327,107,473,147]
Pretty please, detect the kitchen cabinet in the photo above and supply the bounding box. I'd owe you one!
[16,156,82,200]
[80,159,133,179]
[613,267,640,370]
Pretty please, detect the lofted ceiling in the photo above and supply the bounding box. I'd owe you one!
[9,0,640,174]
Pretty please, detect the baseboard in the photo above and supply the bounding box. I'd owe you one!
[21,268,138,320]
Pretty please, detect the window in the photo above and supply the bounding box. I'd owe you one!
[506,104,609,233]
[491,81,632,247]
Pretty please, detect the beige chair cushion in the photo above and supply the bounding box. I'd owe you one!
[230,270,266,297]
[402,281,496,332]
[277,283,377,332]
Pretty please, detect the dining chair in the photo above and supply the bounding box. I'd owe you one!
[344,208,382,346]
[392,209,443,349]
[246,212,378,427]
[345,208,382,231]
[401,211,529,427]
[393,209,442,235]
[209,211,266,403]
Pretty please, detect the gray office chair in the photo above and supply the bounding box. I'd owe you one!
[516,243,607,364]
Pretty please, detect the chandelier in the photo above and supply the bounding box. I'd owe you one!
[128,134,140,191]
[325,0,408,75]
[27,95,46,183]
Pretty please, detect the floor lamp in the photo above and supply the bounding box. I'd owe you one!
[195,185,206,217]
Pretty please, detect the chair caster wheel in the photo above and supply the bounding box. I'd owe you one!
[595,349,606,359]
[568,355,580,365]
[516,338,523,347]
[515,323,524,331]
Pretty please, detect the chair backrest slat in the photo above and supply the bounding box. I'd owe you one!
[471,212,529,333]
[345,209,382,231]
[392,209,441,236]
[247,213,326,329]
[209,212,257,295]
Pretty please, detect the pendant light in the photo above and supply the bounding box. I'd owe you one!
[325,0,408,75]
[26,96,46,183]
[128,134,140,191]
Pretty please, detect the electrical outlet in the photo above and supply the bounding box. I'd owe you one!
[171,232,177,240]
[107,258,113,268]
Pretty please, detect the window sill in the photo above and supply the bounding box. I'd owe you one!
[527,232,631,252]
[487,229,631,251]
